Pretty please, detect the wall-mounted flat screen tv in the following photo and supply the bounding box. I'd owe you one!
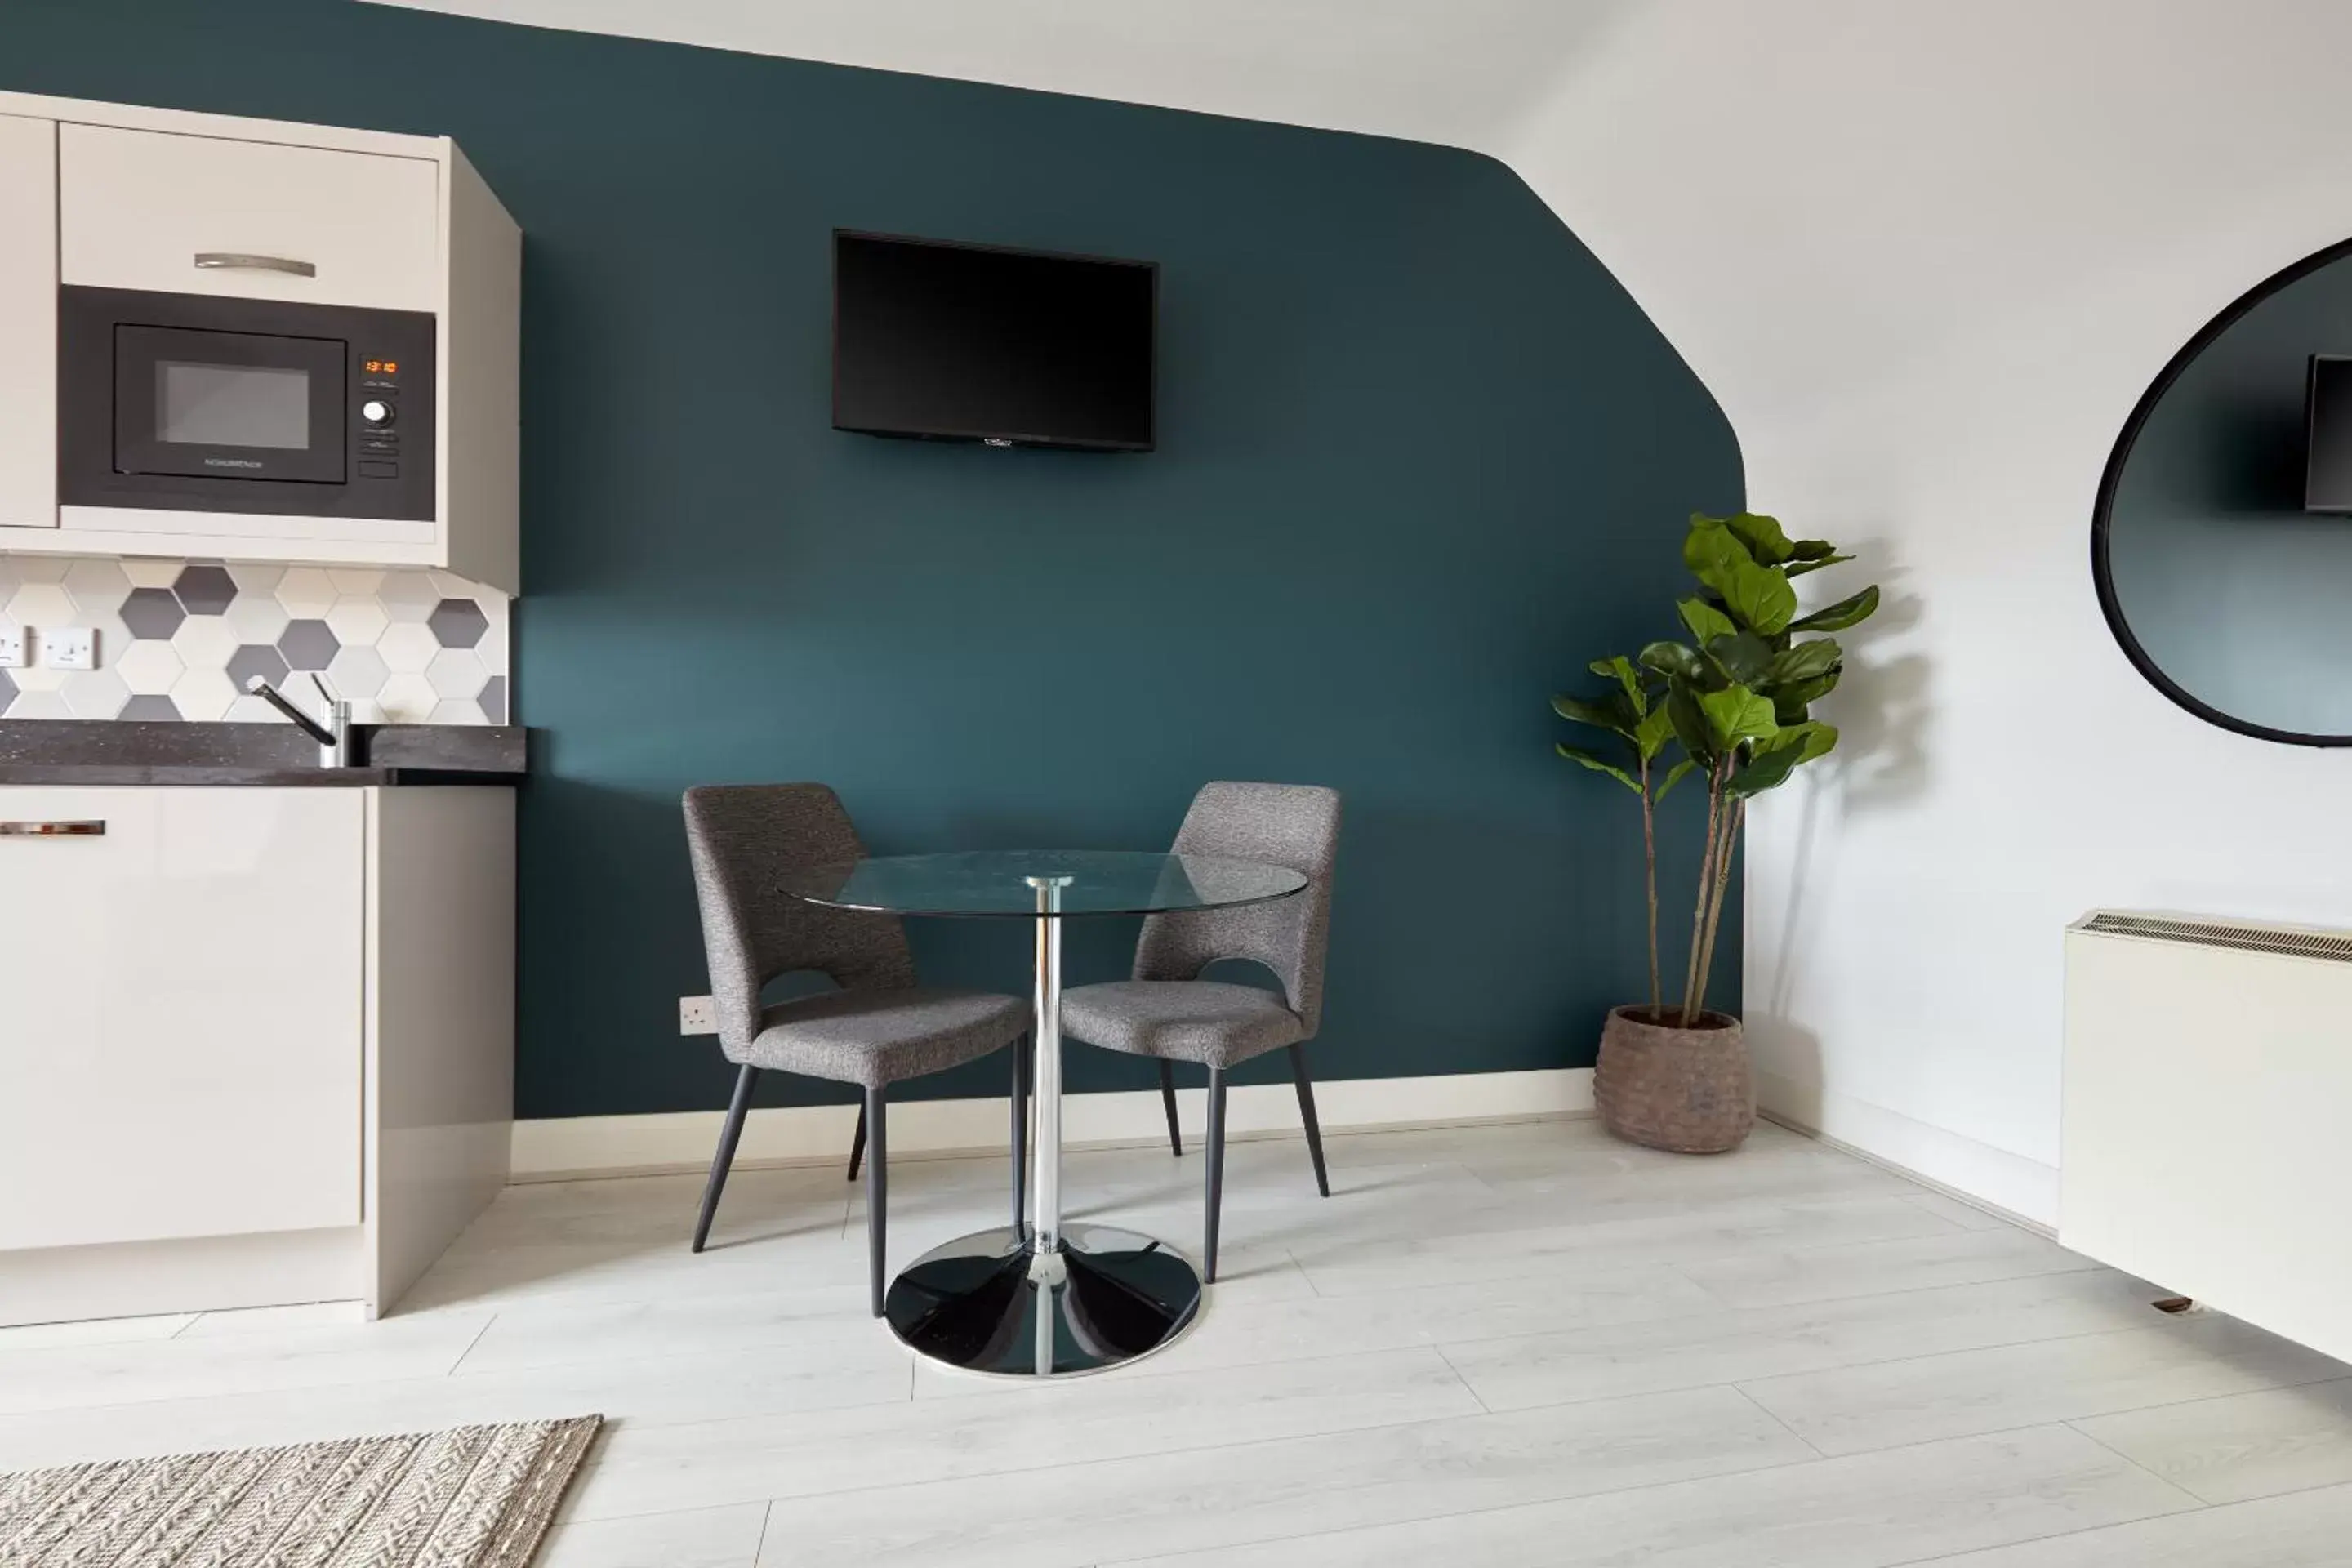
[2306,354,2352,511]
[833,231,1156,452]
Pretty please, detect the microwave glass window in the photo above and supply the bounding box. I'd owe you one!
[157,362,311,450]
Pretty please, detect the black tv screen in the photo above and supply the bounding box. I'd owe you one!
[2308,355,2352,511]
[832,232,1156,452]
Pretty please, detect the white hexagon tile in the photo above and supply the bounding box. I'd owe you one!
[0,555,510,724]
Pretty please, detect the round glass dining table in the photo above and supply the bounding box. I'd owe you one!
[776,849,1307,1378]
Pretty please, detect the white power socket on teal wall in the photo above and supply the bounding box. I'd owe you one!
[679,996,719,1036]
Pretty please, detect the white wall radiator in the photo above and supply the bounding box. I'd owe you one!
[2064,910,2352,1362]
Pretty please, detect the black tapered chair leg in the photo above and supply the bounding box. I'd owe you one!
[1011,1033,1030,1233]
[1158,1058,1183,1157]
[1203,1068,1227,1283]
[1290,1042,1330,1199]
[846,1099,866,1182]
[693,1063,760,1254]
[863,1085,888,1318]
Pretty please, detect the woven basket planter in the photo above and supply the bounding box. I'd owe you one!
[1592,1004,1754,1153]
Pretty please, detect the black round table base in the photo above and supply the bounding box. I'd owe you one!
[884,1223,1203,1378]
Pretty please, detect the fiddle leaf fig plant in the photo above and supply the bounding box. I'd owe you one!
[1552,657,1694,1016]
[1557,511,1878,1027]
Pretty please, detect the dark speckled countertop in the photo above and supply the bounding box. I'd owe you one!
[0,721,527,786]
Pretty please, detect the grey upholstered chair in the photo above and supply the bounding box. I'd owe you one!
[682,783,1033,1316]
[1060,782,1343,1281]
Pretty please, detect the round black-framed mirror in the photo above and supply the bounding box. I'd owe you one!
[2093,235,2352,746]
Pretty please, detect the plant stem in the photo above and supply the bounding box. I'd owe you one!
[1691,795,1745,1022]
[1679,760,1727,1025]
[1640,756,1660,1016]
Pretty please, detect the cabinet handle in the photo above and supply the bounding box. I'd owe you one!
[0,821,106,837]
[194,252,317,278]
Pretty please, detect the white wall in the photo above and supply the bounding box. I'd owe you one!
[1503,0,2352,1221]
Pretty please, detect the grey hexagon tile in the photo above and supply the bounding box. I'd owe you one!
[225,643,289,694]
[118,694,182,721]
[478,675,507,724]
[327,644,390,699]
[378,571,441,623]
[172,563,238,616]
[119,586,186,640]
[426,647,487,701]
[0,668,15,715]
[62,559,131,616]
[428,598,488,649]
[225,592,291,646]
[277,619,340,672]
[61,666,130,719]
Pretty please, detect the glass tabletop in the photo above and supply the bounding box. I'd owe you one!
[774,849,1307,918]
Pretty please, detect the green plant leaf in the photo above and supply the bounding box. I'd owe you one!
[1633,704,1675,761]
[1665,678,1718,768]
[1638,639,1711,685]
[1683,515,1752,579]
[1550,693,1633,737]
[1588,654,1646,715]
[1766,638,1842,686]
[1699,684,1779,748]
[1787,539,1838,561]
[1704,630,1773,686]
[1723,720,1836,796]
[1655,756,1698,801]
[1677,597,1738,646]
[1788,584,1881,632]
[1769,669,1840,724]
[1724,511,1795,565]
[1784,553,1854,578]
[1719,560,1798,635]
[1555,742,1642,793]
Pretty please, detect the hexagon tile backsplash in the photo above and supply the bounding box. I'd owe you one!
[0,556,510,724]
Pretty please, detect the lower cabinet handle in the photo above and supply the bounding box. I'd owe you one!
[0,821,106,837]
[194,252,318,278]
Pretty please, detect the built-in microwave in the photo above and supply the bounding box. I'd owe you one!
[58,287,434,521]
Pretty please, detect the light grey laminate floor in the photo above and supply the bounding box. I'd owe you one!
[4,1118,2350,1566]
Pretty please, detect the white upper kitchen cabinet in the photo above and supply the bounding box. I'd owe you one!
[60,124,442,312]
[0,92,519,593]
[0,114,56,534]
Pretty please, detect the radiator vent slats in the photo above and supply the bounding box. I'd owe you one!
[2082,911,2352,963]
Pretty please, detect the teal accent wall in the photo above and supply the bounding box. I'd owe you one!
[3,0,1743,1119]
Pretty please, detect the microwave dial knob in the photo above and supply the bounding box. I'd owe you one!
[361,399,394,426]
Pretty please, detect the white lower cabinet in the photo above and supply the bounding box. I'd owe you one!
[0,785,512,1323]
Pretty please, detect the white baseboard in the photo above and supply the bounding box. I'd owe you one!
[1755,1068,2060,1230]
[511,1067,1594,1183]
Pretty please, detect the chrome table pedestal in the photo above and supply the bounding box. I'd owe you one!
[884,876,1204,1377]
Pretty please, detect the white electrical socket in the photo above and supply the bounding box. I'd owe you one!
[41,627,96,671]
[0,624,21,668]
[679,996,719,1036]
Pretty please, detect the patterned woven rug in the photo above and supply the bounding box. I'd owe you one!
[0,1415,602,1567]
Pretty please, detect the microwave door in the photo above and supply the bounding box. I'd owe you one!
[114,324,346,484]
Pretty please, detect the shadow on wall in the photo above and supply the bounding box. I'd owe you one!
[1754,536,1931,1024]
